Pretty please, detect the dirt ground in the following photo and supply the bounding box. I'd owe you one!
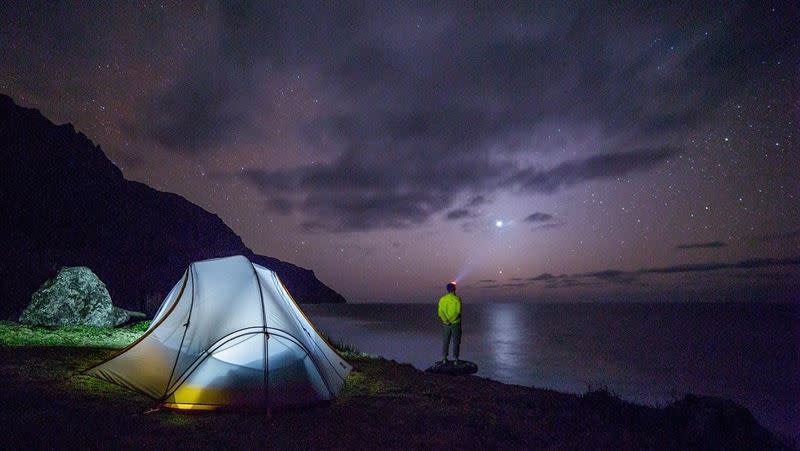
[0,346,790,450]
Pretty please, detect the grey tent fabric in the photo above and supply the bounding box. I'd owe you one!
[86,255,351,411]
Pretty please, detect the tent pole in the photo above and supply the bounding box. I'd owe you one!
[251,262,270,414]
[162,264,196,400]
[265,332,270,416]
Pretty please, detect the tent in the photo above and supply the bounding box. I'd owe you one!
[86,255,352,411]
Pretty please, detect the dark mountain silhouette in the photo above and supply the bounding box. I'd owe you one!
[0,94,346,319]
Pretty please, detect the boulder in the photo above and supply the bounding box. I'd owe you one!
[19,267,142,327]
[425,360,478,375]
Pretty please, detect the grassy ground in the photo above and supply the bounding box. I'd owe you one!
[0,323,792,450]
[0,320,150,347]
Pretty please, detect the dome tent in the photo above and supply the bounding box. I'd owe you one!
[86,255,351,411]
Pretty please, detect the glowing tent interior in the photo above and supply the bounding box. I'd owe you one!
[85,255,352,411]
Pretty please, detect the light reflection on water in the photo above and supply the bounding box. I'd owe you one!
[486,303,524,379]
[303,302,799,440]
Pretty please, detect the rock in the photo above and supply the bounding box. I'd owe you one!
[19,267,140,327]
[425,360,478,375]
[664,394,785,448]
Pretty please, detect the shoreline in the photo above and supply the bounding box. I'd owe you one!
[306,301,799,441]
[0,342,793,449]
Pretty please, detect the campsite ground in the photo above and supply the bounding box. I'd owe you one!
[0,323,792,450]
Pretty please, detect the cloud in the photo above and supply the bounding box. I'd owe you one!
[544,279,601,289]
[523,212,566,231]
[638,257,800,274]
[245,147,675,231]
[524,212,554,223]
[676,241,727,250]
[466,195,489,207]
[126,62,248,154]
[505,147,678,194]
[578,270,641,285]
[245,150,488,230]
[265,197,293,215]
[527,273,559,281]
[441,195,490,222]
[475,281,535,290]
[481,256,800,291]
[557,256,800,287]
[106,2,779,229]
[445,208,475,220]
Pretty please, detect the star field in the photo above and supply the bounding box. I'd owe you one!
[1,0,798,302]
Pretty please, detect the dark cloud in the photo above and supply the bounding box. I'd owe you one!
[676,241,727,250]
[482,257,800,291]
[544,278,601,289]
[524,212,565,231]
[2,1,798,304]
[245,147,675,231]
[475,281,532,290]
[466,195,489,207]
[639,257,800,274]
[445,208,474,221]
[553,256,800,287]
[122,1,765,226]
[524,212,554,223]
[578,270,641,285]
[727,272,797,282]
[527,273,558,281]
[125,62,247,154]
[265,197,293,215]
[122,2,364,153]
[506,147,678,194]
[245,149,479,230]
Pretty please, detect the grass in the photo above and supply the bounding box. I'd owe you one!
[0,320,386,400]
[0,320,362,357]
[319,331,369,359]
[339,366,401,397]
[126,319,152,332]
[0,320,149,348]
[0,322,790,449]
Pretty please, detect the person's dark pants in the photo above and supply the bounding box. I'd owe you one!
[442,322,462,360]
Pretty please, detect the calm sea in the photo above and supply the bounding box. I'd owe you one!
[303,302,799,441]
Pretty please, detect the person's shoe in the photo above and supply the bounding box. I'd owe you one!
[441,358,448,364]
[454,359,461,365]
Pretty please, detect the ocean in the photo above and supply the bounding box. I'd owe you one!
[303,302,799,441]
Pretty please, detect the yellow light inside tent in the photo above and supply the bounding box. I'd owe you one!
[163,384,223,411]
[162,402,220,411]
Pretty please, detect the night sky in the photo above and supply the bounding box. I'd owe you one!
[2,1,798,303]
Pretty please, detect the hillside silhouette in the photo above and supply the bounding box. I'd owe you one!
[0,94,346,319]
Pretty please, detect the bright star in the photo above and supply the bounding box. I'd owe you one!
[495,220,504,228]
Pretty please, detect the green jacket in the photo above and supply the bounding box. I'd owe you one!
[438,292,462,324]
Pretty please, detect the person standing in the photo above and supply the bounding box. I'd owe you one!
[438,282,462,364]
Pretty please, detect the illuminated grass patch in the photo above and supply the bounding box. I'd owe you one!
[340,370,397,397]
[0,320,148,348]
